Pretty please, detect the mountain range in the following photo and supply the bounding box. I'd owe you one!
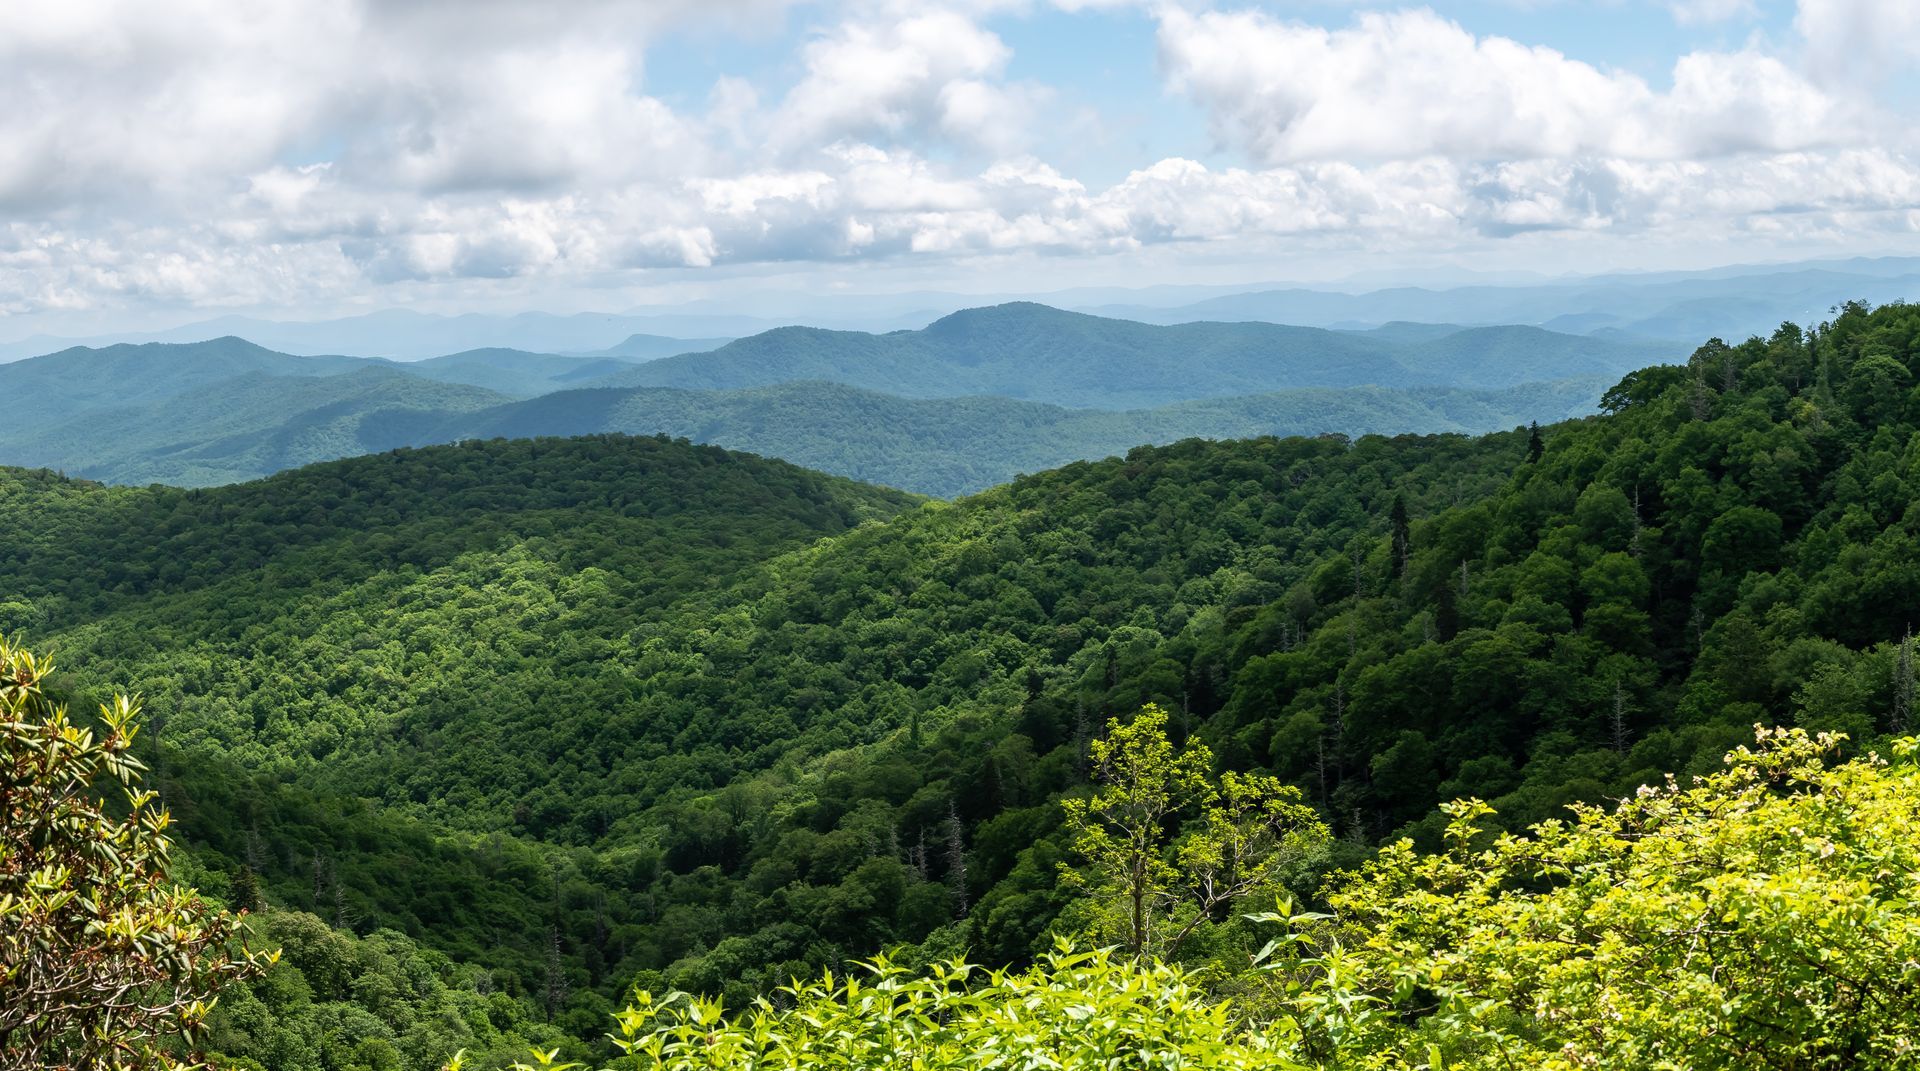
[0,304,1655,494]
[5,255,1910,360]
[1088,263,1920,341]
[9,300,1918,1071]
[583,304,1675,406]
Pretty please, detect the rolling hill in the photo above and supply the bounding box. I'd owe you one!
[0,362,1606,494]
[0,308,1644,492]
[9,302,1920,1069]
[0,337,376,434]
[583,303,1676,406]
[586,332,734,359]
[400,347,648,396]
[425,378,1605,497]
[0,365,513,486]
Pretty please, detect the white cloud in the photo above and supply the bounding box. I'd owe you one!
[0,0,772,211]
[0,0,1915,324]
[1795,0,1920,85]
[1667,0,1756,25]
[1158,7,1852,164]
[773,9,1042,156]
[5,136,1918,319]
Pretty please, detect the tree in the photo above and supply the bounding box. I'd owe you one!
[1387,494,1411,578]
[1525,421,1544,462]
[1060,705,1327,960]
[1,638,274,1069]
[230,866,263,914]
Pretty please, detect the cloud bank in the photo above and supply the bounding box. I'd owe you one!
[0,0,1916,320]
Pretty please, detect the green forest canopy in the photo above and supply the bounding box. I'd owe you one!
[5,299,1920,1068]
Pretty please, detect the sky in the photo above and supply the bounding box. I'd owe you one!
[2,0,1917,336]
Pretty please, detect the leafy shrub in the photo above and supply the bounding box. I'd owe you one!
[473,945,1303,1071]
[1272,726,1920,1069]
[0,638,272,1070]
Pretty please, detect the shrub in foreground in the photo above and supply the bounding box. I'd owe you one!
[1280,726,1920,1069]
[0,639,272,1070]
[473,945,1304,1071]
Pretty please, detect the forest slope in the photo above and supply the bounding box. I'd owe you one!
[424,377,1603,497]
[9,301,1920,1067]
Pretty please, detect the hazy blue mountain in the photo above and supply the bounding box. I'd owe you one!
[0,303,1667,491]
[10,256,1913,361]
[0,353,1607,495]
[1382,325,1678,388]
[1087,266,1920,342]
[584,333,733,360]
[0,337,666,411]
[401,348,650,396]
[1339,322,1475,344]
[581,302,1671,407]
[0,365,510,486]
[0,311,736,362]
[0,337,376,434]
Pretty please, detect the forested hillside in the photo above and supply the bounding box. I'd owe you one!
[3,366,512,486]
[424,377,1602,497]
[7,300,1920,1069]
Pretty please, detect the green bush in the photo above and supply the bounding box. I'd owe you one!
[1271,726,1920,1069]
[476,945,1303,1071]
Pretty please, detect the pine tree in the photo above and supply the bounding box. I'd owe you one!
[1689,374,1714,421]
[231,865,263,914]
[1526,422,1545,462]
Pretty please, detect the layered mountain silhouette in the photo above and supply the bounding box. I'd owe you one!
[0,303,1670,494]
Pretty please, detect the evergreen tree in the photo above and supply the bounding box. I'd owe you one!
[231,865,263,914]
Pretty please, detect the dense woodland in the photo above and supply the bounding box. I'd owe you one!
[5,300,1920,1068]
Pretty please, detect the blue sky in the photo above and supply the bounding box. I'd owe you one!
[0,0,1916,335]
[644,1,1812,179]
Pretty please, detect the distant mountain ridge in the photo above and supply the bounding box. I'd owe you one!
[1088,266,1920,342]
[584,302,1675,407]
[0,311,732,362]
[9,255,1908,360]
[0,302,1679,493]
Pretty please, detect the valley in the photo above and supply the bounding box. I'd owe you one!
[6,301,1919,1067]
[0,303,1648,495]
[11,5,1920,1067]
